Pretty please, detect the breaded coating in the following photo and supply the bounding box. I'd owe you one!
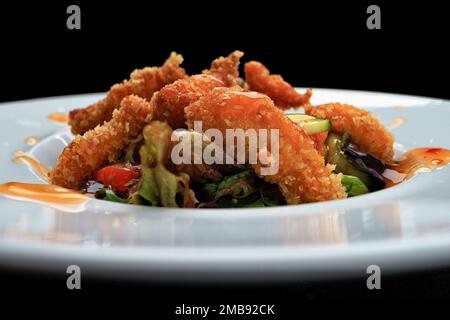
[203,50,244,86]
[245,61,312,109]
[151,51,244,129]
[306,103,394,163]
[151,74,225,129]
[185,87,347,204]
[68,52,186,135]
[51,95,152,189]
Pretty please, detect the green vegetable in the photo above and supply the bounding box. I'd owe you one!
[202,177,284,208]
[287,114,331,134]
[97,188,127,203]
[341,175,369,197]
[215,195,279,208]
[259,189,283,206]
[243,199,266,207]
[122,134,143,164]
[203,182,218,198]
[325,132,372,186]
[137,121,198,208]
[203,169,257,201]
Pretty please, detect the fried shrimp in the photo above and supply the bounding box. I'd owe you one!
[51,95,152,189]
[203,50,244,86]
[151,51,244,129]
[244,61,312,109]
[68,52,186,135]
[151,74,225,129]
[305,103,395,163]
[185,87,347,204]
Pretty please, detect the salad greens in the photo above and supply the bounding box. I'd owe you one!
[131,121,198,207]
[200,170,284,208]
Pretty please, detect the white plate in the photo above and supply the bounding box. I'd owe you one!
[1,89,450,282]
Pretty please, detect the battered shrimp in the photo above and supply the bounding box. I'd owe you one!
[245,61,312,109]
[68,52,186,135]
[151,74,225,129]
[203,50,244,86]
[185,87,347,204]
[305,103,394,163]
[151,51,243,129]
[51,95,152,189]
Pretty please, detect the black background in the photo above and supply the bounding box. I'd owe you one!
[0,1,449,102]
[1,0,450,314]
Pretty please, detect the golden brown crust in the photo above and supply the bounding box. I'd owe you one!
[306,103,395,163]
[185,87,347,204]
[51,95,153,189]
[202,51,244,87]
[68,52,186,135]
[244,61,312,109]
[151,74,225,129]
[151,51,244,129]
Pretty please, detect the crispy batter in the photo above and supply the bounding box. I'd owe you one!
[68,52,186,135]
[305,103,394,163]
[151,51,244,129]
[151,74,225,129]
[51,95,152,189]
[203,50,244,86]
[185,87,347,204]
[245,61,312,109]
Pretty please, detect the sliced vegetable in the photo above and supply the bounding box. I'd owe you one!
[341,175,369,197]
[95,163,140,192]
[325,133,371,184]
[342,141,385,182]
[325,132,385,191]
[287,114,316,122]
[287,114,331,134]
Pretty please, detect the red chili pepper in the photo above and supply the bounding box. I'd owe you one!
[310,131,329,156]
[95,164,141,192]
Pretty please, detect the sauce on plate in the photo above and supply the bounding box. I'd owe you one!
[47,113,69,123]
[384,148,450,187]
[13,150,50,182]
[25,136,39,146]
[0,182,87,204]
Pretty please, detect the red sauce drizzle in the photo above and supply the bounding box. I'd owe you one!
[384,148,450,187]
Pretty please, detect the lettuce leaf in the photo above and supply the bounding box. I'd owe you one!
[135,121,198,208]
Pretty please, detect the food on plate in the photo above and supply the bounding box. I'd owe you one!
[68,52,186,135]
[185,87,347,204]
[305,103,394,162]
[245,61,312,109]
[151,51,243,129]
[50,95,152,189]
[29,50,442,208]
[203,50,244,86]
